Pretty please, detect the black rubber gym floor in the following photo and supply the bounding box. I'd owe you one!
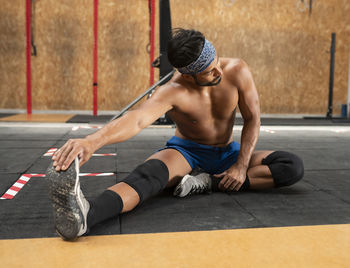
[0,120,349,239]
[61,114,350,125]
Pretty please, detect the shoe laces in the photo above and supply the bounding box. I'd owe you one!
[187,175,210,195]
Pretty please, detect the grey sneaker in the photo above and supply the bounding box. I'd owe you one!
[46,157,90,240]
[173,173,212,197]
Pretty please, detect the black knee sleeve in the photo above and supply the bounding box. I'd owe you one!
[261,151,304,187]
[240,175,250,191]
[122,159,169,203]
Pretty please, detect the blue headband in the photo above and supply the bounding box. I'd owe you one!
[178,39,216,74]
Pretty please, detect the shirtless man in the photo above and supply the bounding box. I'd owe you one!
[46,28,304,240]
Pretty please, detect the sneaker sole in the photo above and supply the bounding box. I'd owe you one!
[46,158,84,241]
[173,175,192,197]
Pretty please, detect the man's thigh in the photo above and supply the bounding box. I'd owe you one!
[249,150,275,168]
[147,148,192,187]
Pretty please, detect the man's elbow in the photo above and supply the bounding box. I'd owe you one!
[243,115,261,128]
[122,110,146,132]
[255,117,261,127]
[243,113,260,123]
[135,112,155,130]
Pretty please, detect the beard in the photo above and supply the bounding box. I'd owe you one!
[193,75,222,87]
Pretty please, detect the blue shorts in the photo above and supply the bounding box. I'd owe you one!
[159,136,241,175]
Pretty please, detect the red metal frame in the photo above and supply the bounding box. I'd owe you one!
[149,0,155,86]
[26,0,32,114]
[93,0,99,116]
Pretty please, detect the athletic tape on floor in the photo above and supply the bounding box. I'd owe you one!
[0,173,115,200]
[261,127,276,134]
[44,148,116,157]
[72,125,102,131]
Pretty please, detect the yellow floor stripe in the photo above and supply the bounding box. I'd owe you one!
[0,114,73,123]
[1,224,349,267]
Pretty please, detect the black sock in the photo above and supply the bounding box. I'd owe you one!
[210,175,221,192]
[240,175,250,191]
[210,175,250,192]
[87,190,124,229]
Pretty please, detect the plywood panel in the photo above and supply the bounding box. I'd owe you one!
[0,114,73,122]
[0,0,26,109]
[0,0,349,114]
[170,0,350,114]
[98,1,149,111]
[32,0,93,110]
[1,224,350,267]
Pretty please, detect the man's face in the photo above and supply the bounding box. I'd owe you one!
[192,56,222,87]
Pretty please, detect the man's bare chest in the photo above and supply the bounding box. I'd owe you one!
[172,87,239,123]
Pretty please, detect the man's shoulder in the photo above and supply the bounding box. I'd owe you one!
[222,58,249,74]
[159,80,188,94]
[159,73,191,93]
[222,58,252,86]
[151,77,188,102]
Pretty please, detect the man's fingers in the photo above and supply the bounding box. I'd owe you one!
[78,151,90,168]
[51,139,91,171]
[61,146,84,170]
[52,140,72,166]
[224,177,242,191]
[224,177,235,189]
[53,149,67,169]
[78,159,85,168]
[52,146,66,164]
[56,146,72,166]
[52,149,59,160]
[213,173,225,178]
[230,181,241,192]
[216,173,226,191]
[234,181,242,191]
[219,175,229,190]
[54,142,75,171]
[52,144,66,160]
[61,154,76,170]
[78,151,84,167]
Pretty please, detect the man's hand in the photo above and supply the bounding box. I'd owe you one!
[52,138,95,171]
[213,163,248,192]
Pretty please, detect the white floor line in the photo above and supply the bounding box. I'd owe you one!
[233,125,350,132]
[0,122,102,128]
[0,122,349,132]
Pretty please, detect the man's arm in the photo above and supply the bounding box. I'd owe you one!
[52,85,174,171]
[235,60,261,169]
[215,59,260,191]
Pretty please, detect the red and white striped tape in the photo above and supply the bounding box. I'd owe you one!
[332,129,347,133]
[261,127,276,134]
[0,172,115,200]
[71,126,102,131]
[44,148,58,156]
[44,148,116,157]
[90,153,117,156]
[0,174,45,200]
[79,172,115,176]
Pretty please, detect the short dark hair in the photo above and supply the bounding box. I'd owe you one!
[166,28,205,68]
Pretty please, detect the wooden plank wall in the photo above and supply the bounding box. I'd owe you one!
[0,0,349,114]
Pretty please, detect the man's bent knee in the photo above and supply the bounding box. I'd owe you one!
[261,151,304,187]
[122,159,169,203]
